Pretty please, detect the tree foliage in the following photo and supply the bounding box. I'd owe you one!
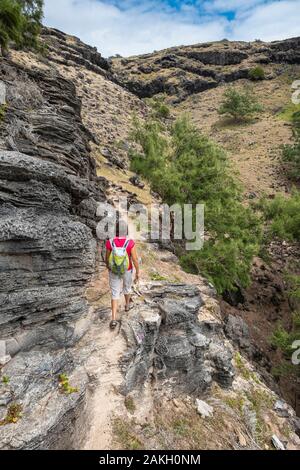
[218,87,263,121]
[260,190,300,242]
[0,0,43,55]
[0,0,22,55]
[282,110,300,182]
[17,0,44,49]
[129,112,262,293]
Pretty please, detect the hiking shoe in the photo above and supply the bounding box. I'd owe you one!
[110,320,118,329]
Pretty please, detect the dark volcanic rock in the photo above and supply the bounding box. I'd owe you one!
[0,58,107,449]
[224,314,252,352]
[111,37,300,101]
[0,61,96,177]
[129,175,145,189]
[268,37,300,64]
[41,27,111,76]
[121,282,234,395]
[186,49,248,65]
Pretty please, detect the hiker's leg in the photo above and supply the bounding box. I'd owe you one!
[109,272,121,320]
[123,270,133,311]
[124,294,131,310]
[111,299,118,320]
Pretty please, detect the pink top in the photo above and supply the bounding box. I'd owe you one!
[105,237,135,270]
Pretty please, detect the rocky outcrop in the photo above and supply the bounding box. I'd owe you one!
[111,37,300,101]
[41,28,111,77]
[121,282,234,395]
[269,37,300,64]
[0,59,107,449]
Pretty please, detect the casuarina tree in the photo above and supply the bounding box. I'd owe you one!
[0,0,22,56]
[17,0,44,49]
[0,0,44,55]
[219,87,263,122]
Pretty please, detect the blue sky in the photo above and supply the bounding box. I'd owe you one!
[44,0,300,57]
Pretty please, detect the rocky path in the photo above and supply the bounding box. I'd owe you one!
[82,321,126,449]
[80,186,147,449]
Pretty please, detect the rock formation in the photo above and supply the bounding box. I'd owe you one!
[111,37,300,102]
[0,58,107,449]
[121,282,234,395]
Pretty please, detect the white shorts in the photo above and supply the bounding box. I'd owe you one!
[109,270,133,300]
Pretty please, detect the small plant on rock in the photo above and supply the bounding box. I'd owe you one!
[0,103,7,121]
[58,374,78,395]
[124,395,136,414]
[0,403,22,425]
[150,272,168,281]
[1,375,9,384]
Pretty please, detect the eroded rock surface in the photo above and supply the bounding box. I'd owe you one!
[0,59,107,449]
[121,282,234,395]
[41,27,110,77]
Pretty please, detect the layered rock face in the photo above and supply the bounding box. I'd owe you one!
[111,36,300,101]
[0,59,107,449]
[41,27,110,77]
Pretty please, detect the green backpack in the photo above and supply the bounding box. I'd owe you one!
[109,239,130,276]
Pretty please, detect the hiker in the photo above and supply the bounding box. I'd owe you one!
[105,226,140,329]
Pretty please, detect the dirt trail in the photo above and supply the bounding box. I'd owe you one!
[82,323,126,450]
[81,186,149,450]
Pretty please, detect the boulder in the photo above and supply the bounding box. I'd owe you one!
[196,399,214,418]
[121,282,234,394]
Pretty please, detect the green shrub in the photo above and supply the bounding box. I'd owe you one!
[282,140,300,181]
[271,315,300,378]
[261,191,300,242]
[0,0,43,55]
[16,0,44,50]
[0,0,22,55]
[271,324,294,356]
[145,95,170,119]
[130,114,262,293]
[218,87,263,121]
[58,373,78,395]
[285,274,300,301]
[282,110,300,181]
[249,66,265,81]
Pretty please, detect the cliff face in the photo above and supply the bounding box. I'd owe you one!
[0,58,108,449]
[0,29,299,450]
[111,36,300,102]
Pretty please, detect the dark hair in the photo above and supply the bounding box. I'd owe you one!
[116,216,128,237]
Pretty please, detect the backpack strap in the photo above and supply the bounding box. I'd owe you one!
[124,239,130,249]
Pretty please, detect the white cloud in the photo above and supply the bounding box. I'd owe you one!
[232,0,300,41]
[43,0,300,57]
[44,0,229,56]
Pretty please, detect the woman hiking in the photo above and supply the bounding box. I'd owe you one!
[105,223,140,329]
